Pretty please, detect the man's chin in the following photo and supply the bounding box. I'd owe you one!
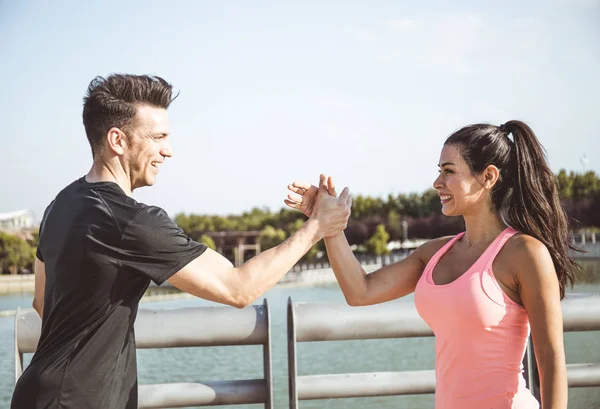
[132,178,155,190]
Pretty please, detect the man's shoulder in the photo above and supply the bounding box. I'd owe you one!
[49,177,147,231]
[125,205,176,232]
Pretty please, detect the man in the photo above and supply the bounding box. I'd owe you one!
[11,74,352,409]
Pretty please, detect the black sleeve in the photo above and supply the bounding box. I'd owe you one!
[36,242,43,262]
[36,201,55,262]
[120,206,207,285]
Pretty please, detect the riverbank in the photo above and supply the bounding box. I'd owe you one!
[0,291,198,317]
[2,247,599,296]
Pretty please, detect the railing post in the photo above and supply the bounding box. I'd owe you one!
[523,336,540,401]
[287,297,298,409]
[14,307,23,382]
[262,299,273,409]
[16,304,274,407]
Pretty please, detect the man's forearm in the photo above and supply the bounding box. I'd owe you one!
[234,219,321,303]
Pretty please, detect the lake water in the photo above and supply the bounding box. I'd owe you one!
[1,260,599,408]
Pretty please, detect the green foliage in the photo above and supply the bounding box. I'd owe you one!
[171,169,600,255]
[1,171,597,269]
[0,232,35,273]
[571,171,600,200]
[365,224,390,255]
[557,170,573,199]
[557,170,600,200]
[258,225,287,250]
[199,234,216,251]
[386,210,403,240]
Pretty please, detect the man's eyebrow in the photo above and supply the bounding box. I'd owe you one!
[438,162,456,167]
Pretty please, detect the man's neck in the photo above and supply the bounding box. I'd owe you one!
[86,160,133,196]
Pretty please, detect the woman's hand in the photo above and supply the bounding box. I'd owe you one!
[285,175,337,217]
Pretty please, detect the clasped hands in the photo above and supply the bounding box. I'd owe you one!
[285,174,352,239]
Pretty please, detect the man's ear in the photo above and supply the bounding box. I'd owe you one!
[483,164,500,190]
[106,127,127,155]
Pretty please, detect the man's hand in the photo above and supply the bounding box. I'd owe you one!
[308,174,351,238]
[285,175,338,217]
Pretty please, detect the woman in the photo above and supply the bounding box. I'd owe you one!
[285,120,578,409]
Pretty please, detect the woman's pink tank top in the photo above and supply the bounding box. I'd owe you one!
[414,227,540,409]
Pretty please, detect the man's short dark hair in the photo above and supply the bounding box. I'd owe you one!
[82,74,176,156]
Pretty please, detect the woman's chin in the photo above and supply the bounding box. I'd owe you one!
[441,206,458,217]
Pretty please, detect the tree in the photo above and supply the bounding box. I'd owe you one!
[0,232,35,274]
[365,224,390,255]
[572,171,600,201]
[173,169,600,244]
[258,226,287,250]
[557,169,573,199]
[386,210,403,241]
[199,234,216,251]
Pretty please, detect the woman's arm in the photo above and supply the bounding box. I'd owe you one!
[513,235,568,409]
[324,232,445,305]
[286,175,446,306]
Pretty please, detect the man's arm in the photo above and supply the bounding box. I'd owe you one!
[169,182,352,308]
[32,257,45,318]
[169,219,321,308]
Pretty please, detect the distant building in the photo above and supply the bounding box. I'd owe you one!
[0,210,36,233]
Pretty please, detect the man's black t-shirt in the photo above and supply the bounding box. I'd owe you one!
[11,177,206,409]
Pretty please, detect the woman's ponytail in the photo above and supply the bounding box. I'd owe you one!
[503,120,578,299]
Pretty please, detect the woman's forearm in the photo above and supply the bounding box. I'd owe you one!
[324,233,369,305]
[539,352,568,409]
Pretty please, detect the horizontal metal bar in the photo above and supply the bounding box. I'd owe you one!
[135,306,268,348]
[14,308,40,355]
[293,295,600,342]
[294,301,432,342]
[138,379,267,408]
[16,305,268,354]
[295,363,600,401]
[297,371,436,399]
[562,295,600,332]
[567,363,600,387]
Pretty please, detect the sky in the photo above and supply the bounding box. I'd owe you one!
[1,0,599,222]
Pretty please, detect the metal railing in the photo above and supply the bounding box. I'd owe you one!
[13,295,600,408]
[287,295,600,408]
[14,300,273,409]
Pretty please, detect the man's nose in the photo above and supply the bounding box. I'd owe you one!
[161,140,173,158]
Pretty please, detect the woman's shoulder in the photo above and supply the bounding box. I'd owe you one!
[500,231,553,273]
[505,231,550,256]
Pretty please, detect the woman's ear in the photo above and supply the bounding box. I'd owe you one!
[483,165,500,190]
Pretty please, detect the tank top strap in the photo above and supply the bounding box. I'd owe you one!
[425,232,466,276]
[480,226,519,271]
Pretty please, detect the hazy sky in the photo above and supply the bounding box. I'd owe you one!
[2,0,599,221]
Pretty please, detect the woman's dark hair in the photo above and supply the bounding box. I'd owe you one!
[445,120,578,299]
[82,74,176,156]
